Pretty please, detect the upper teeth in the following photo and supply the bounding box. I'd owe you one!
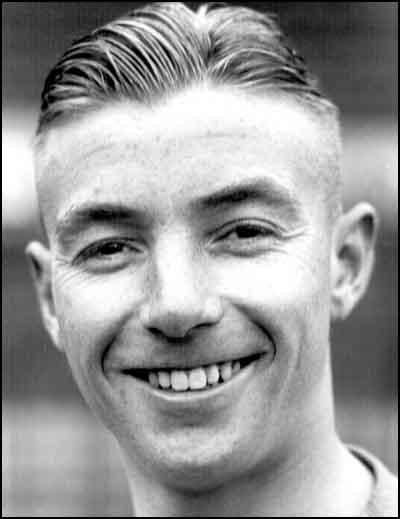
[148,360,241,391]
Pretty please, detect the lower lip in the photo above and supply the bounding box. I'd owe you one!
[120,351,273,412]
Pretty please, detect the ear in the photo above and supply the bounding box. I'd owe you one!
[330,202,379,321]
[25,241,62,350]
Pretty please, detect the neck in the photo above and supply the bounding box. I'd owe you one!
[123,364,372,517]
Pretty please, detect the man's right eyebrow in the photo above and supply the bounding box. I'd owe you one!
[55,203,150,243]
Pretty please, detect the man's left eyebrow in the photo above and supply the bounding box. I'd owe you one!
[192,177,303,219]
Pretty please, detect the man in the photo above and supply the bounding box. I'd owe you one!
[26,2,397,516]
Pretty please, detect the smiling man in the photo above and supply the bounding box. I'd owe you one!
[26,2,397,517]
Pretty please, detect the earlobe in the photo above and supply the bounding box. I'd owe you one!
[25,241,61,350]
[330,203,379,321]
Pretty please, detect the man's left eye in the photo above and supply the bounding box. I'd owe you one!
[218,223,274,242]
[210,221,280,255]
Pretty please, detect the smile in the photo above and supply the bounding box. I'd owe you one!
[123,353,264,393]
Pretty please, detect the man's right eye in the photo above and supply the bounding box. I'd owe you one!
[75,239,143,270]
[87,241,127,257]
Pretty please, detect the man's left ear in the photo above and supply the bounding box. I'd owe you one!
[330,202,379,321]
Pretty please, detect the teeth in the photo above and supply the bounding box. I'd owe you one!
[171,370,189,391]
[220,362,233,381]
[148,372,159,388]
[146,358,247,391]
[158,371,171,389]
[188,367,207,390]
[206,364,220,385]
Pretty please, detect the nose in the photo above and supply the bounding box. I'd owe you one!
[140,237,223,339]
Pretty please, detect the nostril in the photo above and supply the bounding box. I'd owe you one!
[140,293,223,340]
[141,305,212,339]
[147,326,191,343]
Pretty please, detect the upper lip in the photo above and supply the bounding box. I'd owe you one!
[113,348,271,372]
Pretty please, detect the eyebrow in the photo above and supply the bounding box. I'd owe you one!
[56,177,303,245]
[55,203,150,245]
[192,177,303,219]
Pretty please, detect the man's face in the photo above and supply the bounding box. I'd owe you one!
[34,87,337,489]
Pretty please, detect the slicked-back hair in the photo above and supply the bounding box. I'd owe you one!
[37,1,339,137]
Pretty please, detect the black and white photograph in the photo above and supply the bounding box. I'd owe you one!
[3,2,398,516]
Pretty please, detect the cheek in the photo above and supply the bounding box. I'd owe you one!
[213,247,332,390]
[53,269,143,380]
[214,246,330,319]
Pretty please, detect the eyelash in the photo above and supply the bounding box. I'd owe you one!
[75,221,277,267]
[217,222,276,242]
[76,239,139,263]
[209,220,280,255]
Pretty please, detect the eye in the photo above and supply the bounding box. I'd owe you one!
[219,223,274,242]
[89,241,127,257]
[75,238,143,270]
[211,220,279,256]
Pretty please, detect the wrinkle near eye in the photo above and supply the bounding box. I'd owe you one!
[53,261,90,288]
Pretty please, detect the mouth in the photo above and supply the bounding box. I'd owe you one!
[122,352,265,393]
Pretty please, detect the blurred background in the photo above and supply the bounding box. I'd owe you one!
[2,2,398,516]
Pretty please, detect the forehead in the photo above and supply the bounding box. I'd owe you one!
[36,86,331,232]
[39,85,323,161]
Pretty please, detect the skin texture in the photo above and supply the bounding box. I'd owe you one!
[27,86,378,516]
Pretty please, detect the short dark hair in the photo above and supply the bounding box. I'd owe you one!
[37,2,338,136]
[34,2,343,227]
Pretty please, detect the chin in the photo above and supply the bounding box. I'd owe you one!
[130,428,260,493]
[155,455,245,493]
